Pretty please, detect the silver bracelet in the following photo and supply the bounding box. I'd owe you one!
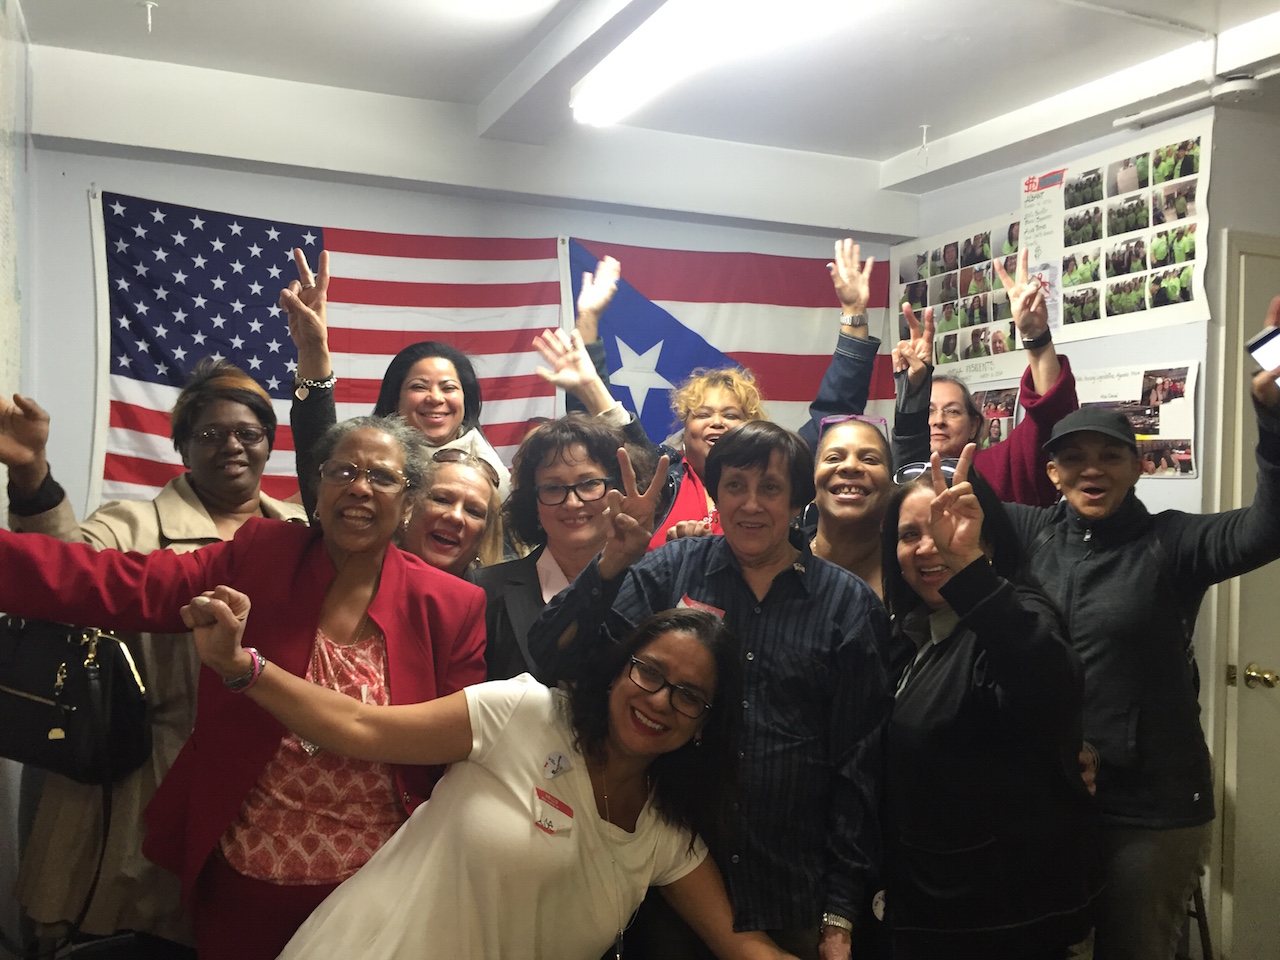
[293,372,337,400]
[839,311,869,328]
[820,912,853,933]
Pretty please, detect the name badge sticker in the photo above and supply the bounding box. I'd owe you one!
[533,787,574,836]
[542,751,571,779]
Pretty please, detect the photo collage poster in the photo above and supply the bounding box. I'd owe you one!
[1073,361,1199,478]
[1020,117,1210,341]
[890,211,1032,385]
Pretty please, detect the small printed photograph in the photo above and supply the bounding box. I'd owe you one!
[974,387,1018,421]
[991,289,1013,323]
[994,220,1021,258]
[929,271,958,306]
[1148,266,1194,308]
[1065,168,1104,209]
[959,264,992,297]
[1150,224,1196,268]
[929,248,945,278]
[961,325,992,361]
[1138,438,1195,477]
[999,253,1018,285]
[1107,154,1150,196]
[1107,194,1149,235]
[899,252,930,285]
[934,300,961,333]
[1141,367,1189,410]
[1094,400,1159,436]
[1154,180,1198,224]
[990,320,1018,355]
[1064,207,1103,246]
[960,231,992,268]
[1106,276,1148,316]
[1062,249,1101,287]
[936,332,961,366]
[980,416,1013,449]
[1063,286,1101,324]
[899,280,927,312]
[959,294,988,328]
[1152,138,1201,184]
[1106,238,1148,278]
[940,240,961,275]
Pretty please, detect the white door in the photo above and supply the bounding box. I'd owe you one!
[1217,233,1280,959]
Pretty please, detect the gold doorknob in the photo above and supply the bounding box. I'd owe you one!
[1244,663,1280,689]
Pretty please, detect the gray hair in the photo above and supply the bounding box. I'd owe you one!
[313,415,429,491]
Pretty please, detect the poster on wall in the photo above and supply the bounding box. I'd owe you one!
[1072,361,1199,478]
[1020,116,1210,344]
[891,210,1032,385]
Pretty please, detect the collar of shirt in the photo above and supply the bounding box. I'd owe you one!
[702,534,814,596]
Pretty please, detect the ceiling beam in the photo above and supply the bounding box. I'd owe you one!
[476,0,669,145]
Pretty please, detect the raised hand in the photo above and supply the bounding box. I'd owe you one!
[181,585,253,679]
[828,239,875,315]
[0,393,49,469]
[993,248,1049,343]
[598,447,670,580]
[665,519,714,542]
[280,248,331,354]
[534,328,596,393]
[926,443,985,570]
[574,256,621,343]
[1251,295,1280,409]
[893,303,935,389]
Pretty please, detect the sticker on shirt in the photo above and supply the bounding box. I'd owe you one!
[542,751,572,779]
[677,594,725,618]
[871,889,886,923]
[533,787,574,836]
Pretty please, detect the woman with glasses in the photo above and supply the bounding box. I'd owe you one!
[0,415,488,960]
[0,359,306,956]
[881,447,1100,958]
[182,598,797,960]
[472,414,635,679]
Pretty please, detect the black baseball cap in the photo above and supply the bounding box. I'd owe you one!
[1043,407,1138,453]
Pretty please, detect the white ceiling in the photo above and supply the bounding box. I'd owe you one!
[22,0,1280,161]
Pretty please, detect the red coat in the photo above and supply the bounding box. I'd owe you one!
[0,518,487,901]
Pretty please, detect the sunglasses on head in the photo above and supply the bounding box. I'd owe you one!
[892,459,959,486]
[818,413,889,439]
[432,448,500,489]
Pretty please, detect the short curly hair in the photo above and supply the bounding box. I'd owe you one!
[312,415,429,493]
[170,359,276,453]
[668,368,767,432]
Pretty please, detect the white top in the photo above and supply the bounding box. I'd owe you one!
[277,676,706,960]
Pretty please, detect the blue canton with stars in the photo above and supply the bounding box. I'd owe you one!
[105,193,323,400]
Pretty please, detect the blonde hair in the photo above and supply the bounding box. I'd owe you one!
[669,368,767,429]
[410,456,505,570]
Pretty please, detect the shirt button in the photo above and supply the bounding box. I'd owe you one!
[753,606,761,614]
[738,750,745,758]
[731,855,740,864]
[742,700,749,709]
[746,652,755,661]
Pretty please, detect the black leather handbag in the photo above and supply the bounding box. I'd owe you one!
[0,615,151,785]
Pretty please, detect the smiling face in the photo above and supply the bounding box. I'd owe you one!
[181,398,270,509]
[403,462,491,576]
[607,629,716,762]
[929,380,981,457]
[317,427,412,565]
[1046,432,1143,522]
[715,450,799,567]
[534,443,613,558]
[896,486,953,610]
[683,386,747,480]
[397,356,465,445]
[814,421,892,528]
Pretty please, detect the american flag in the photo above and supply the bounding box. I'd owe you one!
[98,192,559,503]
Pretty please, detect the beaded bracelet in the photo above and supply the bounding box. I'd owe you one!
[224,647,266,692]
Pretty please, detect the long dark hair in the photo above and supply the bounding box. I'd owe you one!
[880,467,1025,623]
[567,609,742,849]
[372,342,483,435]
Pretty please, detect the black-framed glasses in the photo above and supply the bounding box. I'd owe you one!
[193,426,266,447]
[627,657,712,719]
[893,458,959,486]
[818,413,888,439]
[432,448,500,489]
[319,459,409,494]
[535,477,612,506]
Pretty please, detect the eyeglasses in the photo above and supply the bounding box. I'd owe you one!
[535,477,612,506]
[893,459,959,486]
[627,657,712,719]
[193,426,266,447]
[819,413,888,439]
[432,448,500,489]
[319,459,409,494]
[928,405,970,422]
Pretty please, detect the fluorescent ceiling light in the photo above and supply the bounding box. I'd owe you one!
[571,0,873,127]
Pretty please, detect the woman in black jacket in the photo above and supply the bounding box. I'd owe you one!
[881,447,1100,959]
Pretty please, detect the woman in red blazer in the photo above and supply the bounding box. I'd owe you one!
[0,416,487,960]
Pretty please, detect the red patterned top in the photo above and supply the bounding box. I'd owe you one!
[219,628,405,885]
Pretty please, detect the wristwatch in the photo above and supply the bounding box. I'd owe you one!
[820,912,853,933]
[840,311,869,328]
[1022,328,1053,351]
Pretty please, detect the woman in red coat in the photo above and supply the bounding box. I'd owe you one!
[0,416,487,960]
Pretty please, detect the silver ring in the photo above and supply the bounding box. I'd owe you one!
[301,281,316,290]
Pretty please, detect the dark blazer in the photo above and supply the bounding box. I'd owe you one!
[471,546,547,680]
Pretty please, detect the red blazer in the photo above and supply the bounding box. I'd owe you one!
[0,518,487,901]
